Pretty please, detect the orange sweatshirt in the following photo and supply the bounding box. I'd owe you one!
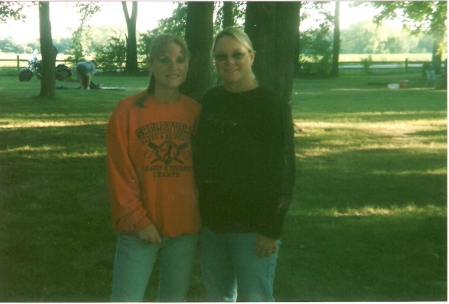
[106,91,201,238]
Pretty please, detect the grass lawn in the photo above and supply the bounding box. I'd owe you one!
[0,69,446,301]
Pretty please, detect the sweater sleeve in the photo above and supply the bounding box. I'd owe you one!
[106,103,151,232]
[257,94,296,239]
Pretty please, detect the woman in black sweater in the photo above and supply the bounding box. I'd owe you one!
[194,27,296,302]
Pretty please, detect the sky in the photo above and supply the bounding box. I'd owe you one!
[0,1,399,45]
[1,2,177,44]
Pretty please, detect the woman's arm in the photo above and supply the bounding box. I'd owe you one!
[257,93,296,240]
[106,104,152,233]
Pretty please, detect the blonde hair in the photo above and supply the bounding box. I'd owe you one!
[211,27,255,59]
[211,27,256,81]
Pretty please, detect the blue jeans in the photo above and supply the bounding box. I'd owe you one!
[110,233,198,302]
[199,227,279,302]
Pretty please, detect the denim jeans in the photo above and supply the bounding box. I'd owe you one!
[110,232,198,302]
[199,227,279,302]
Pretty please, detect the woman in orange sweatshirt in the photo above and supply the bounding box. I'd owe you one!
[107,35,201,302]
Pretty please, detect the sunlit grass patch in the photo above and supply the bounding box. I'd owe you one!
[291,204,446,217]
[0,145,106,159]
[0,120,107,129]
[294,115,446,159]
[3,144,62,152]
[295,119,446,134]
[58,150,106,158]
[371,168,447,176]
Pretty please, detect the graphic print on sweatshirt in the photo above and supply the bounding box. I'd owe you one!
[135,121,193,178]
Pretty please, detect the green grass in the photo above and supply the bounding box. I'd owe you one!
[0,70,446,301]
[284,70,447,301]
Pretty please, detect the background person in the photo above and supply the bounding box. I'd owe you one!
[75,60,96,90]
[107,35,201,302]
[194,26,296,302]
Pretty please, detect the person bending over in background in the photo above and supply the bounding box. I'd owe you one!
[75,60,96,90]
[194,26,296,302]
[107,35,201,302]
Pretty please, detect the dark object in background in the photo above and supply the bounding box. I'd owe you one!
[19,50,72,82]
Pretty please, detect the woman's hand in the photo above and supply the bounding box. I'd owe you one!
[255,234,278,258]
[138,224,162,246]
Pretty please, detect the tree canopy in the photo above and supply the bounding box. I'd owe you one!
[367,1,447,72]
[1,1,445,90]
[0,2,26,23]
[370,1,447,40]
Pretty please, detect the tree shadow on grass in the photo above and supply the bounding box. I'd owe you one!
[277,214,447,301]
[0,117,446,301]
[277,144,447,301]
[0,153,117,301]
[296,147,447,212]
[0,123,117,301]
[0,124,107,153]
[0,123,207,302]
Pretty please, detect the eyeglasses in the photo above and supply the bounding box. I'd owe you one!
[213,51,251,63]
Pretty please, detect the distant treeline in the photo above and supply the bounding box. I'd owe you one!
[0,20,435,56]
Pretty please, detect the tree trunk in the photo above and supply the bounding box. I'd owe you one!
[38,2,56,99]
[222,1,234,28]
[293,3,301,77]
[122,2,140,75]
[245,2,300,103]
[245,2,277,92]
[432,40,442,75]
[330,1,340,77]
[182,2,214,100]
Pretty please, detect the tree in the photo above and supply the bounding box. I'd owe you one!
[368,1,447,73]
[138,3,187,61]
[94,31,127,69]
[330,1,340,77]
[155,3,188,38]
[293,3,301,77]
[340,21,427,54]
[0,2,26,22]
[214,2,246,32]
[340,21,380,54]
[298,2,334,77]
[245,2,300,102]
[67,3,104,63]
[222,2,234,28]
[122,1,140,75]
[138,2,247,65]
[38,2,56,100]
[68,27,88,63]
[181,2,214,100]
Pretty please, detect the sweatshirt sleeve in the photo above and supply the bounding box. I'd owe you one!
[106,103,151,232]
[257,93,296,239]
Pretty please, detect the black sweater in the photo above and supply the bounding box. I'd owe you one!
[194,85,296,239]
